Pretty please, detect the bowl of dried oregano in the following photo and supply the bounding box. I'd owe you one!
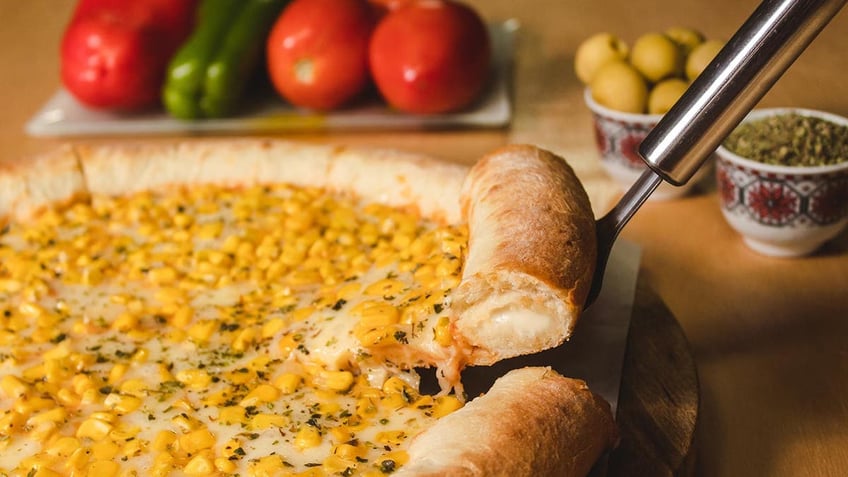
[715,108,848,257]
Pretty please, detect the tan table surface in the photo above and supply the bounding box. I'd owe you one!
[2,1,848,475]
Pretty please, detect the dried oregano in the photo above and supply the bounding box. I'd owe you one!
[723,113,848,166]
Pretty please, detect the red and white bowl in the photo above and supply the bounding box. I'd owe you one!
[715,108,848,257]
[584,88,711,200]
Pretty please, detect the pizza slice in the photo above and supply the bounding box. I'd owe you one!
[0,140,615,476]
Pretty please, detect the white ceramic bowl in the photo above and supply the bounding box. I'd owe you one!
[584,88,711,200]
[715,108,848,257]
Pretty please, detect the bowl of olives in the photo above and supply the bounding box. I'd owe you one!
[715,108,848,257]
[576,28,723,200]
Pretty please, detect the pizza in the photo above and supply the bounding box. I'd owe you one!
[0,140,617,477]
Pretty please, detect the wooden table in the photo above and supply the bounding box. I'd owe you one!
[3,1,848,476]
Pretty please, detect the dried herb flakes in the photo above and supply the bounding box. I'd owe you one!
[723,113,848,167]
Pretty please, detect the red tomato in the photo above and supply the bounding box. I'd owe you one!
[61,0,196,110]
[369,0,491,114]
[367,0,415,16]
[266,0,376,111]
[70,0,196,48]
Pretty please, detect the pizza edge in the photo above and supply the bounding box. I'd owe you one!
[452,144,598,366]
[397,367,618,477]
[0,139,616,476]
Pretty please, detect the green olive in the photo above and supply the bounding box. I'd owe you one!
[574,32,629,85]
[686,39,725,81]
[629,32,684,83]
[590,60,648,114]
[648,78,689,114]
[665,26,705,55]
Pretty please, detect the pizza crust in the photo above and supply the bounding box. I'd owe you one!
[68,139,467,223]
[451,145,597,365]
[327,147,466,225]
[0,145,85,222]
[396,367,617,477]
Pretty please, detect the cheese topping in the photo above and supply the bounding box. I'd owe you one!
[0,183,467,476]
[491,307,555,339]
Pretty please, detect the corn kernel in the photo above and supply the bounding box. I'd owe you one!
[274,373,301,394]
[87,459,121,476]
[0,410,24,434]
[122,437,143,459]
[179,428,216,454]
[188,320,216,343]
[314,370,355,393]
[108,363,129,384]
[294,425,322,450]
[261,318,286,338]
[214,457,237,473]
[1,375,30,399]
[218,406,247,425]
[152,430,177,452]
[76,417,113,440]
[175,368,211,389]
[381,376,412,395]
[92,439,121,460]
[148,266,177,284]
[110,424,141,441]
[330,427,355,444]
[333,443,365,460]
[434,316,452,347]
[131,348,149,363]
[196,220,224,241]
[46,436,80,457]
[364,278,406,298]
[118,379,148,397]
[183,454,215,476]
[111,312,138,332]
[250,455,285,475]
[15,395,54,415]
[323,454,357,475]
[55,388,79,407]
[431,395,464,418]
[43,342,71,361]
[250,413,287,430]
[375,430,408,446]
[377,450,410,470]
[104,393,142,414]
[352,301,400,328]
[231,327,257,352]
[240,384,280,407]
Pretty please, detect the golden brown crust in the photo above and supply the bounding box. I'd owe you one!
[397,367,618,477]
[0,145,86,222]
[327,146,466,224]
[451,145,597,365]
[58,139,467,224]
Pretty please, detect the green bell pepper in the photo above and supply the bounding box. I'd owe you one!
[163,0,286,119]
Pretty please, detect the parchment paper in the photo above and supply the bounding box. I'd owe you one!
[459,239,641,412]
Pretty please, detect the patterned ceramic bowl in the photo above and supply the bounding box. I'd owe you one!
[584,88,711,201]
[715,108,848,257]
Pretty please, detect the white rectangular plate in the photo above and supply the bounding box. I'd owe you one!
[26,22,517,137]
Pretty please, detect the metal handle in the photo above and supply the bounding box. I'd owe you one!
[639,0,846,186]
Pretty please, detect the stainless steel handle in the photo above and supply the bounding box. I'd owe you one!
[639,0,846,186]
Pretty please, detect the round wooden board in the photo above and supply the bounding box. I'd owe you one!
[604,275,700,476]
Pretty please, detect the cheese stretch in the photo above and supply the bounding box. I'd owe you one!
[0,183,468,476]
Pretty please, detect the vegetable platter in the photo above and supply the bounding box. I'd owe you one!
[27,20,515,137]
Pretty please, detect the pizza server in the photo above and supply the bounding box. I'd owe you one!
[586,0,847,306]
